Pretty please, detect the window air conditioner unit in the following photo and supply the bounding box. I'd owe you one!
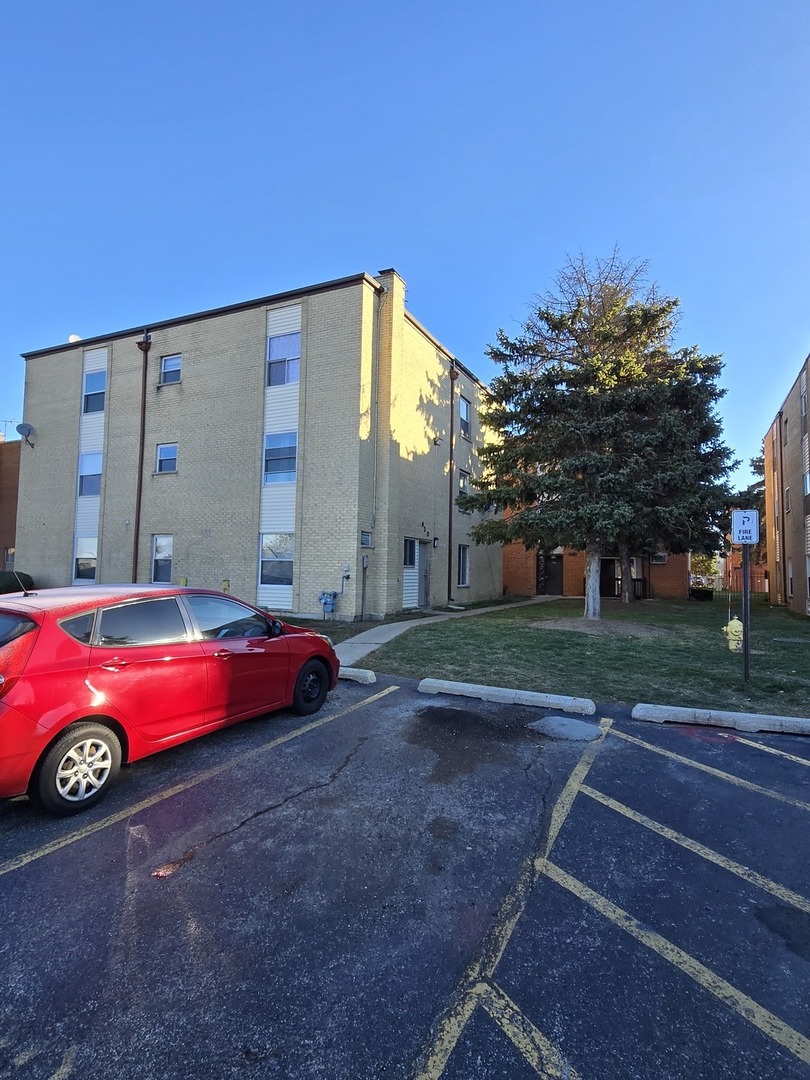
[650,552,668,565]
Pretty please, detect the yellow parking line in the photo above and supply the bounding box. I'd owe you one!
[544,860,810,1066]
[610,729,810,812]
[582,784,810,914]
[477,981,582,1079]
[0,686,399,878]
[722,734,810,767]
[411,718,613,1079]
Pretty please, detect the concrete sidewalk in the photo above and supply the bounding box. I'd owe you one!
[334,598,552,667]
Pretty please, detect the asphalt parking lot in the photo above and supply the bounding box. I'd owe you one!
[1,676,808,1079]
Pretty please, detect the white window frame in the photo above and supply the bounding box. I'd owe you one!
[267,332,301,387]
[459,396,471,440]
[263,432,297,484]
[78,452,102,496]
[74,537,97,582]
[160,354,182,385]
[404,538,416,567]
[152,535,173,583]
[457,544,470,587]
[156,443,178,473]
[83,370,106,414]
[260,533,294,586]
[787,558,794,598]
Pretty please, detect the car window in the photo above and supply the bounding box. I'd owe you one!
[60,612,95,644]
[96,598,189,647]
[184,595,270,640]
[0,612,37,648]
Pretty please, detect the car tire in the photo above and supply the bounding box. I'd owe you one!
[32,723,122,817]
[292,659,329,716]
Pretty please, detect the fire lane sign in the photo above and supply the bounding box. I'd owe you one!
[731,509,760,545]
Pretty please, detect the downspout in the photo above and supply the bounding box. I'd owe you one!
[776,410,787,604]
[131,331,151,582]
[446,364,458,604]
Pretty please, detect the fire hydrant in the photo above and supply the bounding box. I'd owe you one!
[722,615,743,652]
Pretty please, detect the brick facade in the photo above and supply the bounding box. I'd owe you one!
[17,271,502,618]
[0,438,20,572]
[504,544,690,601]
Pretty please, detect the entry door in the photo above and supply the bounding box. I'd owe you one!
[539,553,563,595]
[419,542,431,606]
[600,558,619,597]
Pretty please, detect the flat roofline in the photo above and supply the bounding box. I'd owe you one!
[22,272,384,359]
[403,310,486,389]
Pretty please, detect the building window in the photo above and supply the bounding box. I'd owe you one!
[3,547,14,572]
[459,396,471,439]
[806,555,810,600]
[404,538,416,567]
[260,533,294,586]
[74,537,97,581]
[83,370,106,414]
[804,472,810,497]
[360,531,373,547]
[457,544,469,587]
[267,333,301,387]
[78,452,102,496]
[787,558,794,598]
[160,354,182,385]
[152,535,173,583]
[263,432,297,483]
[156,443,178,473]
[785,487,791,513]
[458,470,471,510]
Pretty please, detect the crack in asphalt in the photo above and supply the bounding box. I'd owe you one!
[151,736,368,879]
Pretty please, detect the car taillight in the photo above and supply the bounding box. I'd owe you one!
[0,633,38,699]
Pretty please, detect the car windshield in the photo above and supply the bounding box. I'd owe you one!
[0,612,37,649]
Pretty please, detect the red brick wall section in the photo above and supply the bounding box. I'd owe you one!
[503,541,536,596]
[0,440,20,564]
[648,554,689,599]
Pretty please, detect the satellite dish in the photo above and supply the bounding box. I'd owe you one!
[15,423,36,447]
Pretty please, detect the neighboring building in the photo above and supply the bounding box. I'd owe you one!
[0,436,20,572]
[16,270,502,618]
[503,544,690,600]
[763,356,809,617]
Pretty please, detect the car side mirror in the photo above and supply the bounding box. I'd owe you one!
[269,619,283,637]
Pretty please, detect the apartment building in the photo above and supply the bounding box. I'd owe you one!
[16,270,502,618]
[763,356,810,616]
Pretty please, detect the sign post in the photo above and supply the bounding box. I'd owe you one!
[730,510,760,682]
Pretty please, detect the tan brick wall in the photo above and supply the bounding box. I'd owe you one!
[16,347,84,585]
[16,273,503,614]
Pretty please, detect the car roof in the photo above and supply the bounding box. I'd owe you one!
[0,585,195,617]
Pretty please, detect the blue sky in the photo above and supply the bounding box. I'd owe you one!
[2,1,808,487]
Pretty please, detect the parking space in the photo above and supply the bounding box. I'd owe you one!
[0,677,584,1080]
[1,684,808,1079]
[415,718,810,1080]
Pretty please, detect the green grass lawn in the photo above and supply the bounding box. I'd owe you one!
[351,597,810,716]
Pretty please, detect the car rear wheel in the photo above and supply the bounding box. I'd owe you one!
[292,659,329,716]
[32,724,122,816]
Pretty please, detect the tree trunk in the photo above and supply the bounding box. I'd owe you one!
[619,543,635,604]
[583,544,602,620]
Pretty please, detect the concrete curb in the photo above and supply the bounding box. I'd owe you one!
[418,678,596,715]
[631,703,810,736]
[338,667,377,685]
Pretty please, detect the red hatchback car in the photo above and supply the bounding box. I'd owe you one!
[0,585,340,816]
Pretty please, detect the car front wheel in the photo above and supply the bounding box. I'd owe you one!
[292,659,329,716]
[32,724,122,816]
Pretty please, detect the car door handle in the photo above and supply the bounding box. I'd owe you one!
[100,659,130,670]
[213,649,233,659]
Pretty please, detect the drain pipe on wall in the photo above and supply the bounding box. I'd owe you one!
[446,364,458,605]
[131,330,151,582]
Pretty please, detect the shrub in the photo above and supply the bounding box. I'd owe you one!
[0,571,36,594]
